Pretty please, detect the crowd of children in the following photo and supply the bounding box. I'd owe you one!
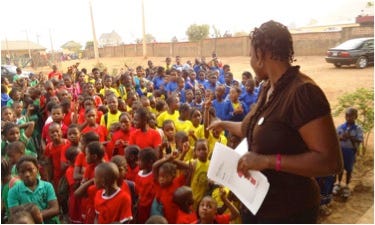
[1,55,361,223]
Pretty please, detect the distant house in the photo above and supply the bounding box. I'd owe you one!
[99,30,122,47]
[1,40,46,58]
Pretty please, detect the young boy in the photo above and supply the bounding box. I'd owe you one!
[94,162,133,223]
[157,94,180,128]
[100,75,120,98]
[165,69,178,97]
[212,85,230,121]
[135,148,158,223]
[41,104,68,151]
[43,122,71,190]
[173,186,197,224]
[100,94,122,130]
[240,78,258,110]
[174,103,193,134]
[333,107,363,198]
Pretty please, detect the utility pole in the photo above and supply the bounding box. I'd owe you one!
[49,29,55,63]
[89,0,100,63]
[24,30,32,60]
[4,33,10,64]
[141,0,147,58]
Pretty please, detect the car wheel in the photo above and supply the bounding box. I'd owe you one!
[334,63,342,68]
[356,56,368,69]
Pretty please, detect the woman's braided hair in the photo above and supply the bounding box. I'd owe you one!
[250,20,295,64]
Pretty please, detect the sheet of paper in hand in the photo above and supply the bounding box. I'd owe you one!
[207,139,270,215]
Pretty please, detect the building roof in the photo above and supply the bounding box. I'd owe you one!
[1,40,46,51]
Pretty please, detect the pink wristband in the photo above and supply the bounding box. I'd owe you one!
[276,154,281,171]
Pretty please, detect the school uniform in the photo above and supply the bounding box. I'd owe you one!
[8,178,60,224]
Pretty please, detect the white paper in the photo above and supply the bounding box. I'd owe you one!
[207,139,270,215]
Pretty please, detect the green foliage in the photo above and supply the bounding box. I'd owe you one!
[233,31,248,37]
[186,24,210,42]
[135,34,156,44]
[85,41,94,49]
[333,88,374,148]
[61,41,82,53]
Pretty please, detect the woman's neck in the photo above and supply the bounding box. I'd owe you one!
[267,63,290,88]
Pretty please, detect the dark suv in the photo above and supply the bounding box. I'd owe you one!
[325,37,374,69]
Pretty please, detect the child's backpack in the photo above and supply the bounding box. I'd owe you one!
[57,175,69,214]
[125,180,138,221]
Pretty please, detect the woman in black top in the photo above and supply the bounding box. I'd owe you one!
[208,20,343,223]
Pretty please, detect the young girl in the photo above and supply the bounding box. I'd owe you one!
[160,120,177,158]
[173,186,197,224]
[65,146,82,224]
[80,108,108,142]
[135,148,158,224]
[175,103,193,134]
[227,86,247,122]
[187,108,204,160]
[195,190,239,224]
[152,153,190,223]
[125,145,140,182]
[156,94,180,128]
[2,158,20,222]
[2,106,16,123]
[7,156,60,224]
[85,82,103,107]
[7,88,22,107]
[108,112,133,158]
[189,139,210,210]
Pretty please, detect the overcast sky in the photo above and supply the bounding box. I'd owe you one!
[1,0,372,51]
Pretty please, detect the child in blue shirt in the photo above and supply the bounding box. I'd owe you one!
[165,70,178,97]
[239,78,258,111]
[333,107,363,198]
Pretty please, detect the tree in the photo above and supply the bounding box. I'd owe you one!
[186,24,210,42]
[211,25,222,38]
[61,41,82,53]
[333,88,374,154]
[135,33,156,44]
[85,41,94,49]
[171,36,178,42]
[233,31,248,37]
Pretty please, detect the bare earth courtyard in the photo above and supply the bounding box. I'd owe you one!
[40,55,373,224]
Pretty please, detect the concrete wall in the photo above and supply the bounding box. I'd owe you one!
[87,26,374,58]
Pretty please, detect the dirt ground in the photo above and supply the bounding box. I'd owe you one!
[34,56,374,224]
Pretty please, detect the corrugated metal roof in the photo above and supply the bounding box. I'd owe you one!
[1,40,46,51]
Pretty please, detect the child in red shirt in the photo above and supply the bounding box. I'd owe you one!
[86,82,103,107]
[76,97,103,125]
[194,190,240,224]
[129,107,162,150]
[125,145,140,182]
[41,104,68,152]
[80,108,108,142]
[135,148,158,224]
[65,146,82,223]
[152,153,190,223]
[43,122,70,190]
[107,112,134,158]
[111,155,138,221]
[74,141,106,224]
[174,186,197,224]
[94,162,133,223]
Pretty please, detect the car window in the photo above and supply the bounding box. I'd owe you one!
[363,40,374,50]
[335,39,367,49]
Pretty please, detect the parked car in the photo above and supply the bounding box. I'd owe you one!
[325,37,374,69]
[1,65,32,82]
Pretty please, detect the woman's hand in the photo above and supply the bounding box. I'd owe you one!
[237,152,270,179]
[206,119,222,131]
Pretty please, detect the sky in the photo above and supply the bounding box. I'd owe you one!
[0,0,373,51]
